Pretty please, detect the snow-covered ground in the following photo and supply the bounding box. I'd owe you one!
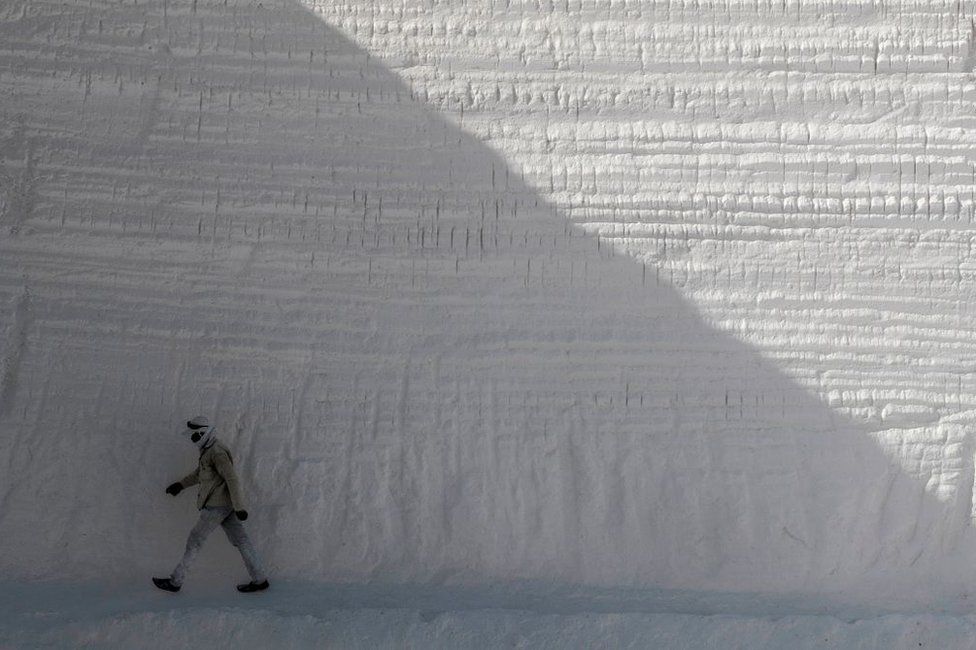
[5,0,976,645]
[5,580,976,649]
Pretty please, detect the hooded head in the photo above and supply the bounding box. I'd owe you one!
[184,415,216,450]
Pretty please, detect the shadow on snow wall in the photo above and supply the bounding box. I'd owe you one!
[0,0,972,604]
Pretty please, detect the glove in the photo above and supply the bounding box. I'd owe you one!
[235,510,249,521]
[165,482,183,496]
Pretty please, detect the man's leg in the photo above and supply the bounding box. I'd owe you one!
[220,511,268,583]
[170,507,227,587]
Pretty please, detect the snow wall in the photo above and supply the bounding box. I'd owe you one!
[3,0,976,606]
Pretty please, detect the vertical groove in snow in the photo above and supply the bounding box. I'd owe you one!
[0,285,31,420]
[0,285,31,533]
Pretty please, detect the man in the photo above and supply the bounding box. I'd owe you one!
[153,416,270,593]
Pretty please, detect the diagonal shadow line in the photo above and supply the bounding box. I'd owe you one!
[0,0,970,611]
[277,1,975,601]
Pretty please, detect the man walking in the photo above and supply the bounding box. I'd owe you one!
[153,416,270,593]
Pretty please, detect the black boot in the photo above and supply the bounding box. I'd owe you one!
[152,577,181,593]
[236,579,270,593]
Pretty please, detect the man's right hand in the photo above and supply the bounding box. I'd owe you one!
[165,482,183,496]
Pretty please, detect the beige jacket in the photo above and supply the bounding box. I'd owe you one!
[179,440,245,510]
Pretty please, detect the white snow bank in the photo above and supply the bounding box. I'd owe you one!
[3,582,976,650]
[4,0,976,617]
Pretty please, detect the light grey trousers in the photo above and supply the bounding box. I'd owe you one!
[171,506,267,587]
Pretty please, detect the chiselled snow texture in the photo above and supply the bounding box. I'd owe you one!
[3,0,976,601]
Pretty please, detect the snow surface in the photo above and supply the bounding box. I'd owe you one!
[5,0,976,644]
[5,581,976,649]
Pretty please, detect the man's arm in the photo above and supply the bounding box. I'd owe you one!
[213,450,245,511]
[178,467,200,488]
